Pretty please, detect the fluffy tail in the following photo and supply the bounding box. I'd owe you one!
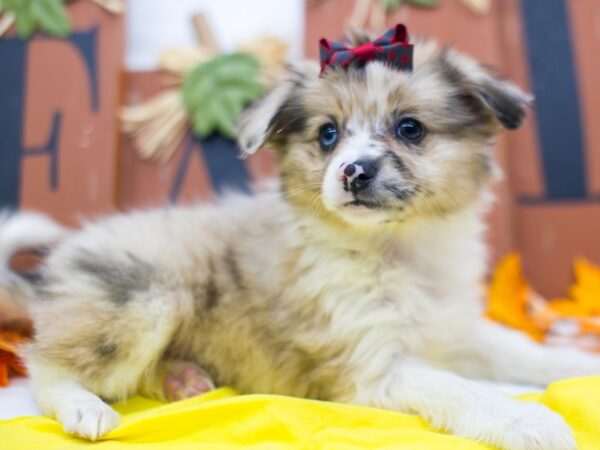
[0,211,67,325]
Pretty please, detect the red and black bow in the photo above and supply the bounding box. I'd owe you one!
[319,24,413,75]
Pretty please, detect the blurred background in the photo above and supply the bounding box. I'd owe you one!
[0,0,599,302]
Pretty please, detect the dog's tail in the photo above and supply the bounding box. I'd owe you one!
[0,211,67,321]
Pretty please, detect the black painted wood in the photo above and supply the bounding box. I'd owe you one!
[520,0,587,201]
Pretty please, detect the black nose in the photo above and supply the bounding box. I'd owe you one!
[344,160,378,192]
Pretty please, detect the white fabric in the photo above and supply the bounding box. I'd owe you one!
[0,378,41,420]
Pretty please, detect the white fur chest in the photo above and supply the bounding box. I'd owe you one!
[287,207,488,385]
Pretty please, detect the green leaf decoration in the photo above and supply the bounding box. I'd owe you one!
[15,1,35,37]
[2,0,18,12]
[380,0,440,9]
[2,0,71,38]
[380,0,403,10]
[32,0,71,37]
[407,0,440,7]
[182,53,264,140]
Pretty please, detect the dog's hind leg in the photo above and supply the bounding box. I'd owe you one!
[139,359,216,402]
[25,275,185,440]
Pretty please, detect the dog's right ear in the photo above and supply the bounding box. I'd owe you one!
[237,61,319,156]
[434,48,532,130]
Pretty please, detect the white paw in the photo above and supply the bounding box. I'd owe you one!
[56,398,120,440]
[492,403,576,450]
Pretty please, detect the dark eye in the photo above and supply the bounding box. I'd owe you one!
[318,123,339,151]
[395,118,424,142]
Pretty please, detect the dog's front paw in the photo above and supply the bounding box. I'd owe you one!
[56,398,120,440]
[485,402,576,450]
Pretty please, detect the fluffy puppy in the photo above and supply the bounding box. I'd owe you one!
[3,38,600,450]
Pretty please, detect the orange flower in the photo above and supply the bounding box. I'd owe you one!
[0,328,28,387]
[486,253,543,340]
[569,258,600,314]
[547,299,588,318]
[545,258,600,318]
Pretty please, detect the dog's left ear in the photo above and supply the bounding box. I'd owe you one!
[237,61,319,156]
[437,48,532,130]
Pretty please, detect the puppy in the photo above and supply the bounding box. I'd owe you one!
[2,36,599,450]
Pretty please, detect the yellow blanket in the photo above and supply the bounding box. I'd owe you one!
[1,377,600,449]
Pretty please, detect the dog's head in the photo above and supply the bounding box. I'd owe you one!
[237,39,530,226]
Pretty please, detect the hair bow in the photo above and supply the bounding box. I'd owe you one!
[319,24,413,75]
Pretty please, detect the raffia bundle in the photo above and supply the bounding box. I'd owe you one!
[120,15,288,164]
[239,35,289,86]
[120,90,191,164]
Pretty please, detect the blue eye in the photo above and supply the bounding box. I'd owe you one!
[395,118,424,142]
[318,123,339,151]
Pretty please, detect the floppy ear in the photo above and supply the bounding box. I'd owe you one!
[437,48,532,130]
[237,61,320,156]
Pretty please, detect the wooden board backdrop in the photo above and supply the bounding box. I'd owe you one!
[2,0,600,297]
[0,1,123,225]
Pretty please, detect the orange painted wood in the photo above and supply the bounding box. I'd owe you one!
[568,0,600,195]
[493,0,600,297]
[119,72,214,209]
[120,72,277,209]
[18,1,124,225]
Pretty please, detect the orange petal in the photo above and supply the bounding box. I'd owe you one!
[486,253,541,339]
[579,317,600,334]
[0,364,7,387]
[9,355,27,377]
[547,299,589,317]
[571,258,600,314]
